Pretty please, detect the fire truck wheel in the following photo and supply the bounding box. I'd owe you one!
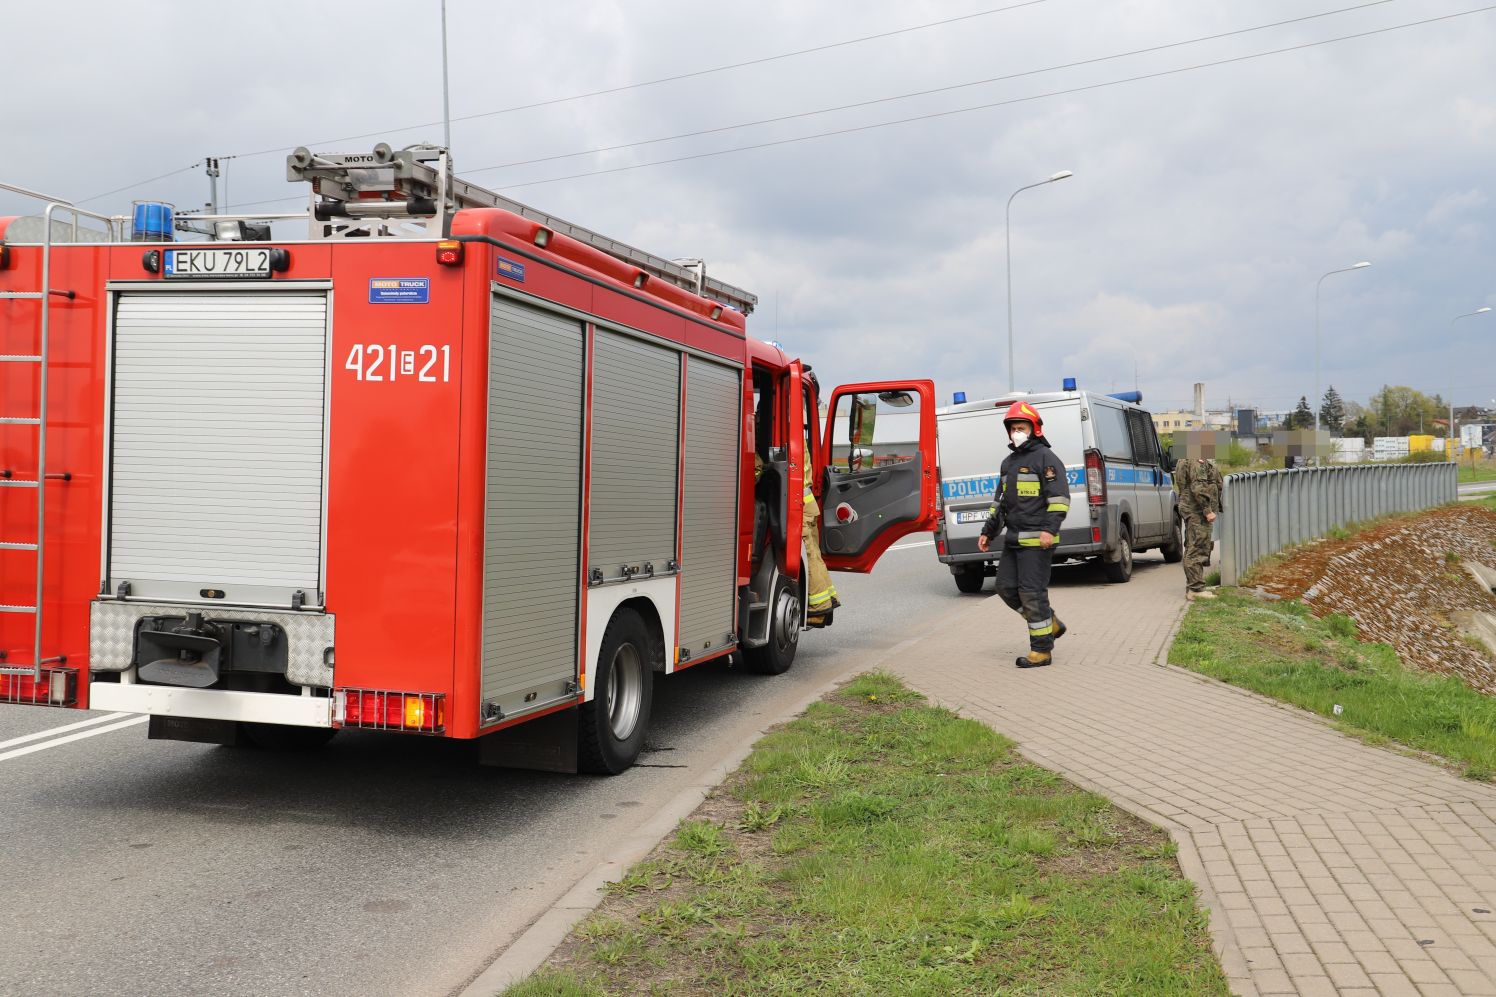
[578,608,656,774]
[744,573,800,675]
[242,723,338,750]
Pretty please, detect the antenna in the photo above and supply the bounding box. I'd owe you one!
[440,0,452,150]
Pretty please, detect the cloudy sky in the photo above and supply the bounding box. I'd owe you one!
[3,0,1493,417]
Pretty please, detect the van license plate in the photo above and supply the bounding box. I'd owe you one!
[163,247,273,279]
[954,510,987,524]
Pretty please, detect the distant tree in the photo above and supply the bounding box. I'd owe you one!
[1320,386,1346,435]
[1286,395,1315,430]
[1366,385,1446,437]
[1344,412,1376,444]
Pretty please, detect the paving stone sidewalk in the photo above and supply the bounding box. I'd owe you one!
[892,553,1496,997]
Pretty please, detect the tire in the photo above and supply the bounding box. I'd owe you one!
[242,723,337,750]
[953,564,986,594]
[578,608,656,775]
[1161,513,1184,564]
[743,571,800,675]
[1103,522,1135,583]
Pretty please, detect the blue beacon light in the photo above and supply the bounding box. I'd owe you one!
[953,391,967,404]
[1062,377,1078,392]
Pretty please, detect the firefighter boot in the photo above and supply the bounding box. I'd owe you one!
[1016,650,1053,668]
[1052,616,1067,641]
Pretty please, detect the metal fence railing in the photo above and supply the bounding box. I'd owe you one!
[1218,463,1458,586]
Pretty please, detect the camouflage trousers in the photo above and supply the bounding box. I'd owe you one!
[1183,516,1214,591]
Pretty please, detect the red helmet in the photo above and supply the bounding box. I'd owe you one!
[1002,400,1043,434]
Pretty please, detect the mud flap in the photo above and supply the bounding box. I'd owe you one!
[478,707,580,773]
[148,715,246,746]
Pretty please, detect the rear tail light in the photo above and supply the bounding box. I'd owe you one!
[1085,449,1106,505]
[935,538,947,556]
[334,689,445,733]
[435,240,464,266]
[0,666,77,707]
[1091,527,1102,543]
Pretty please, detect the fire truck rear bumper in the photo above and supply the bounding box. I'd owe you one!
[88,683,333,728]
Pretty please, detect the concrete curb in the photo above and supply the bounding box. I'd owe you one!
[456,607,972,997]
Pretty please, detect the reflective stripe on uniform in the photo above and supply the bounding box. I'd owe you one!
[1017,531,1045,547]
[808,587,836,610]
[1028,617,1054,635]
[804,488,814,499]
[1046,502,1070,513]
[987,506,997,516]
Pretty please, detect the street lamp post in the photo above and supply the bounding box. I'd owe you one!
[1314,261,1371,434]
[1450,307,1492,455]
[1006,170,1072,392]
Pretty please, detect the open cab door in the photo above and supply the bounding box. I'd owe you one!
[817,380,939,572]
[778,363,806,580]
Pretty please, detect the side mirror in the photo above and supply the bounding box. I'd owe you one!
[849,446,875,472]
[849,397,877,445]
[877,390,915,408]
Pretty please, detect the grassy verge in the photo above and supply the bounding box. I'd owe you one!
[508,674,1227,996]
[1171,590,1496,782]
[1458,460,1496,483]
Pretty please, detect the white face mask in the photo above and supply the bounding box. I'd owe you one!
[1009,430,1030,447]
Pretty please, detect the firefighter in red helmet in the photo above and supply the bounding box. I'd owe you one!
[977,401,1069,667]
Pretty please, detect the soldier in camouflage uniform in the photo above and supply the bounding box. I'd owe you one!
[1173,432,1224,600]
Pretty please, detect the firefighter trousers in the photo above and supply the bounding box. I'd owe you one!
[1183,516,1214,591]
[995,543,1056,653]
[803,492,837,615]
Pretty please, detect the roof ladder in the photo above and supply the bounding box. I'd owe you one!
[0,193,108,701]
[284,143,759,315]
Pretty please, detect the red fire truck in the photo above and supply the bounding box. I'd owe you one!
[0,145,938,773]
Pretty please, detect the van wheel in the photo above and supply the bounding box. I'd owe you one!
[954,564,986,593]
[1103,523,1134,583]
[578,608,655,774]
[744,572,800,675]
[1161,513,1184,563]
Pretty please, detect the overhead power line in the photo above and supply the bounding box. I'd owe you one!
[77,162,202,205]
[463,0,1401,175]
[492,4,1496,191]
[220,0,1047,160]
[221,3,1494,210]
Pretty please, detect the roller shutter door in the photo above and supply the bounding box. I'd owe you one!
[588,330,680,580]
[108,291,328,606]
[482,296,586,716]
[677,358,741,657]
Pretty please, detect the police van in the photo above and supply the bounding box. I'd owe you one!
[934,381,1182,591]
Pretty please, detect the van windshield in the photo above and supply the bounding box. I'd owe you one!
[938,399,1084,484]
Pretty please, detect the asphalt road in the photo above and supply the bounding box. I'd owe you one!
[0,537,1009,997]
[1459,479,1496,497]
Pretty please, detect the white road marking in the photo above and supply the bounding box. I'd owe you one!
[0,712,132,752]
[888,539,934,551]
[0,715,146,764]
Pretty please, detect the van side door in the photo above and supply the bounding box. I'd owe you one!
[1125,408,1167,541]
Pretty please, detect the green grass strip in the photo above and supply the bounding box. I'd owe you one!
[1170,590,1496,782]
[506,674,1227,996]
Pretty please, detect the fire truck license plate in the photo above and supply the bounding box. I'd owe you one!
[163,247,272,279]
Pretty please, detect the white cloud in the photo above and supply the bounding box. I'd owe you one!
[2,0,1493,414]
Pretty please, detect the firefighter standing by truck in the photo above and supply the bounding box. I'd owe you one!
[977,402,1069,668]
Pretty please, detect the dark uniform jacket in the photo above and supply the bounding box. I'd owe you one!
[1175,458,1223,520]
[980,437,1071,547]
